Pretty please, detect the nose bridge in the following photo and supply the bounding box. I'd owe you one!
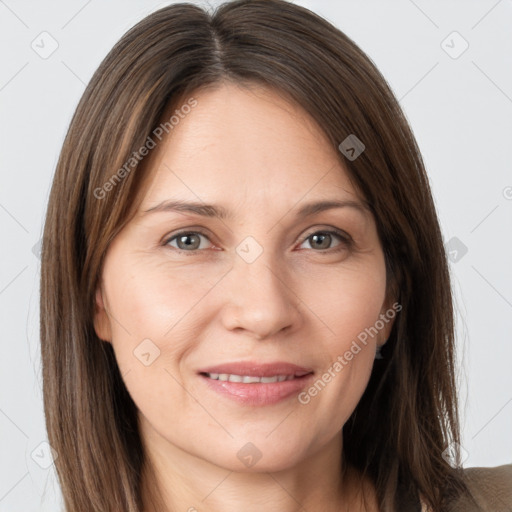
[235,243,292,302]
[238,249,284,295]
[233,233,281,284]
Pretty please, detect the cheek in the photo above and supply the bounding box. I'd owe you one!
[101,260,211,422]
[293,262,386,431]
[298,257,387,346]
[101,254,236,427]
[104,255,220,350]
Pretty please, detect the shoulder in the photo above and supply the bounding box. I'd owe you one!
[444,463,512,512]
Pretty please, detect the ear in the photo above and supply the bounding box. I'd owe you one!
[377,295,400,347]
[93,285,112,343]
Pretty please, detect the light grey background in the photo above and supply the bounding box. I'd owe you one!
[1,0,511,510]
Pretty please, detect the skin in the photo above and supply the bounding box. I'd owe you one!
[94,81,396,512]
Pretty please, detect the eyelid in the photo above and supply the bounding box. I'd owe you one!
[299,226,352,243]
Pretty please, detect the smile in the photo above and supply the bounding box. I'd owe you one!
[198,368,315,406]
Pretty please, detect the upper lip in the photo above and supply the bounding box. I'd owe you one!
[198,361,314,377]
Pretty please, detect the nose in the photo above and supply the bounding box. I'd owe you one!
[219,253,303,340]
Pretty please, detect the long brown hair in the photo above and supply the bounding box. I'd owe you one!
[40,1,478,510]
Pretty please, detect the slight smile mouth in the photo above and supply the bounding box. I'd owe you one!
[197,363,315,406]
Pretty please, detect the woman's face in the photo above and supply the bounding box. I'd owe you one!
[94,82,395,473]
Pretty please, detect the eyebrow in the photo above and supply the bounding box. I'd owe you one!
[143,198,371,220]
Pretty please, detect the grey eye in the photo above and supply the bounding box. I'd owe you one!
[300,231,344,251]
[167,232,210,251]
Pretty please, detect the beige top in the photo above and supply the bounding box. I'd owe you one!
[420,463,512,512]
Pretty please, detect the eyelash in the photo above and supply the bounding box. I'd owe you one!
[162,228,353,255]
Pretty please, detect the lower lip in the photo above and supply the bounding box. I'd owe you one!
[199,373,315,406]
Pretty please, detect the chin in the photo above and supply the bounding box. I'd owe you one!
[203,438,309,473]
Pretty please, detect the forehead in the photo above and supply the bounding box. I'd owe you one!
[139,82,362,211]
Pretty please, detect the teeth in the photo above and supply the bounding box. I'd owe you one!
[205,373,297,383]
[242,376,261,383]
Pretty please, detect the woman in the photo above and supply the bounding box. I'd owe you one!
[40,1,512,511]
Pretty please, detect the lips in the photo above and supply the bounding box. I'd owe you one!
[197,361,315,406]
